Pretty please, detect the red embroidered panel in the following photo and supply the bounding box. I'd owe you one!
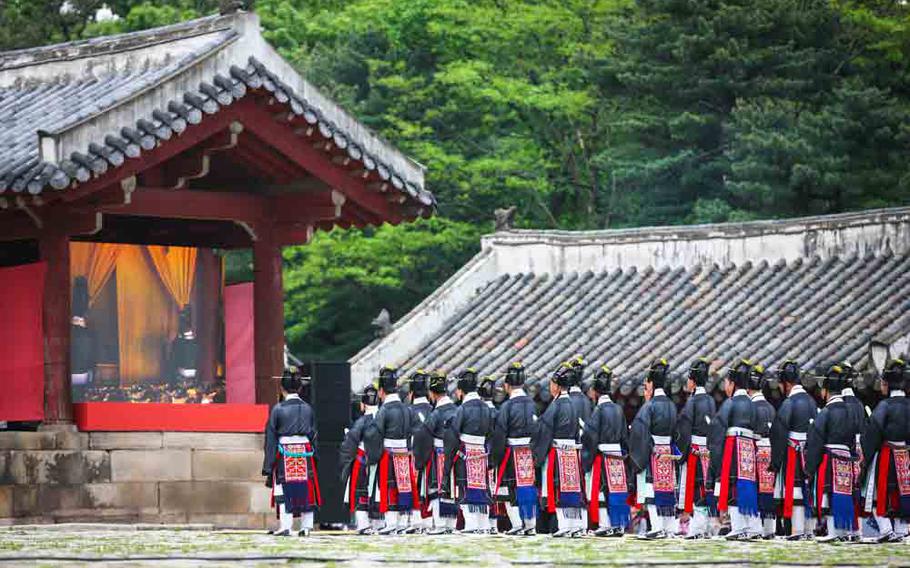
[465,444,488,490]
[736,437,756,482]
[893,447,910,496]
[696,446,711,484]
[832,456,854,496]
[606,455,627,493]
[557,447,582,493]
[392,451,413,493]
[756,445,775,493]
[283,444,309,483]
[435,451,447,492]
[651,445,676,492]
[514,446,536,487]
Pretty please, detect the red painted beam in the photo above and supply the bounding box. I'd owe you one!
[92,187,268,225]
[235,101,402,226]
[74,402,269,432]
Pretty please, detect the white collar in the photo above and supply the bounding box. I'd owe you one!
[789,385,806,397]
[384,393,401,404]
[364,405,378,416]
[733,389,748,398]
[485,400,495,408]
[463,392,480,403]
[598,394,612,405]
[653,388,666,397]
[693,386,706,395]
[842,387,855,398]
[509,388,526,399]
[284,393,301,401]
[413,397,429,406]
[891,390,905,398]
[435,396,453,408]
[750,392,765,402]
[557,391,571,400]
[827,395,844,405]
[569,386,582,394]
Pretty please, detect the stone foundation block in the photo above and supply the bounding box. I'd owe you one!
[159,481,253,514]
[85,483,159,510]
[90,432,163,450]
[163,432,263,450]
[0,432,57,451]
[192,450,262,481]
[0,486,11,517]
[111,450,191,482]
[0,451,28,485]
[249,484,271,513]
[54,432,89,450]
[8,450,110,485]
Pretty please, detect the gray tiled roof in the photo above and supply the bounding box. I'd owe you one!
[398,252,910,382]
[0,13,432,208]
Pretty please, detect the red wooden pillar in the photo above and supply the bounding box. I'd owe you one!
[253,225,284,405]
[39,231,73,424]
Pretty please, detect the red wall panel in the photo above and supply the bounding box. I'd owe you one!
[225,282,255,404]
[0,262,46,422]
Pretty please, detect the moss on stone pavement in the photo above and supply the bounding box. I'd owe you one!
[0,528,907,566]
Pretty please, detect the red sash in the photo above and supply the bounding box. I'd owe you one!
[757,445,775,494]
[783,443,801,518]
[348,449,364,513]
[683,445,710,513]
[651,444,675,493]
[557,446,582,493]
[283,444,309,482]
[436,451,447,493]
[718,437,734,511]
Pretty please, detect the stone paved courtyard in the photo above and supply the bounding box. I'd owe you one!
[0,525,909,567]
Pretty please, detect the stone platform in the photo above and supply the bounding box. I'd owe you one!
[0,431,271,528]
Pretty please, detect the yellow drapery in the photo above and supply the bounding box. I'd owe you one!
[115,245,177,384]
[147,245,198,308]
[69,242,121,305]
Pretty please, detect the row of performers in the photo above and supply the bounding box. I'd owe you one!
[261,357,910,540]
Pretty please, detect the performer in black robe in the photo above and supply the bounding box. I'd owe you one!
[341,385,380,534]
[262,370,321,536]
[675,357,717,539]
[770,360,818,539]
[861,358,910,542]
[582,365,630,537]
[417,371,459,534]
[478,375,504,531]
[444,368,495,533]
[408,370,434,531]
[70,277,94,392]
[839,360,869,533]
[806,364,862,542]
[709,359,760,540]
[491,362,539,535]
[568,356,593,428]
[629,358,679,539]
[364,366,419,534]
[534,364,586,537]
[749,363,778,538]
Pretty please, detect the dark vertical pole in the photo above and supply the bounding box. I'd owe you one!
[39,231,73,424]
[252,224,284,405]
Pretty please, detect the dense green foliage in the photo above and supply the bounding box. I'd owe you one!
[3,0,909,359]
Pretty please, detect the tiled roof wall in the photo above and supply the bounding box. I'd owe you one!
[400,252,910,382]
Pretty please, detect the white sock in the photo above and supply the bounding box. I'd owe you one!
[507,505,522,529]
[730,506,748,534]
[646,505,663,532]
[279,504,294,533]
[763,517,776,537]
[792,506,806,535]
[689,507,708,536]
[599,507,610,529]
[300,512,314,531]
[355,511,369,531]
[895,519,908,537]
[385,511,399,529]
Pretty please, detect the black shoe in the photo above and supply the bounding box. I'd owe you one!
[522,528,537,536]
[593,527,612,537]
[642,530,666,540]
[606,528,624,538]
[552,528,573,538]
[684,532,706,540]
[298,529,310,537]
[505,527,525,536]
[725,531,749,541]
[274,529,291,537]
[786,533,808,541]
[356,527,376,536]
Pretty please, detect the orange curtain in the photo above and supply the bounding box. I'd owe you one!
[70,242,120,305]
[147,245,198,308]
[116,246,177,384]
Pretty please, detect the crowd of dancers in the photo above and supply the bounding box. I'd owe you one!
[261,356,910,542]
